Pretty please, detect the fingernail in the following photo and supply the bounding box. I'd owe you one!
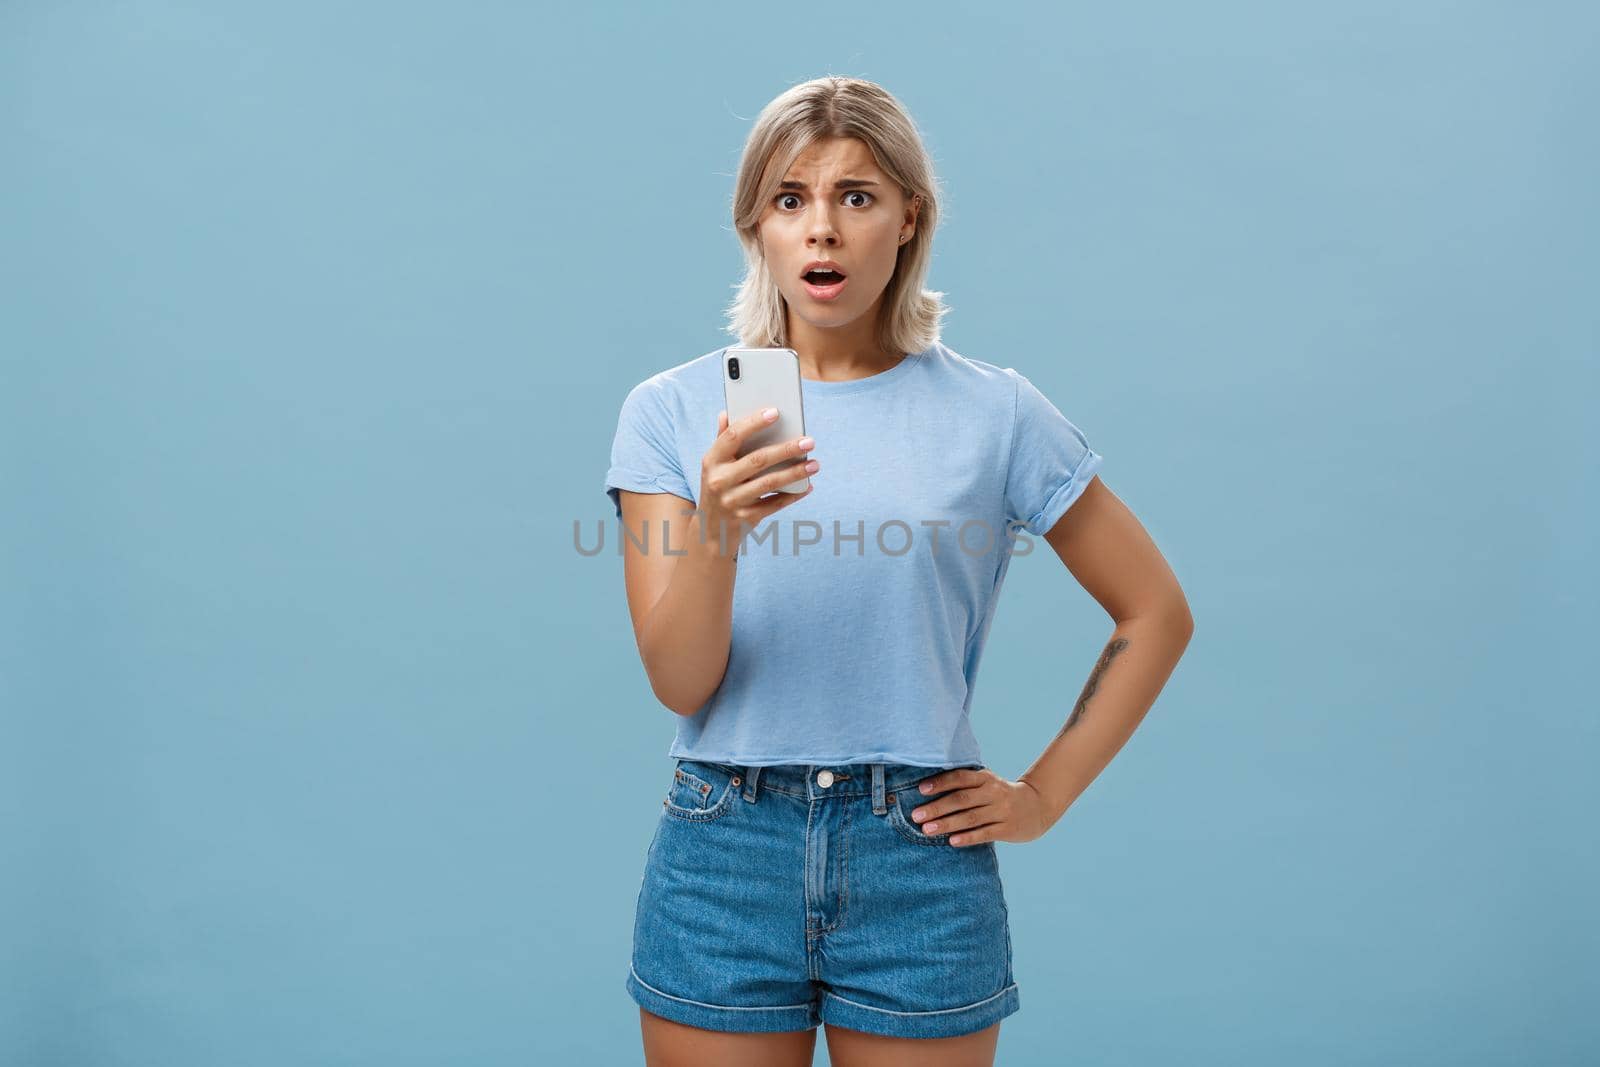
[798,436,814,449]
[913,810,925,821]
[920,783,932,793]
[763,407,778,420]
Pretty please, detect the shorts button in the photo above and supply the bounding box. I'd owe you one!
[816,770,834,788]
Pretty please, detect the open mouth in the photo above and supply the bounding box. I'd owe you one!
[801,272,848,301]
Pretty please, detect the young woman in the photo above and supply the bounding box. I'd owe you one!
[605,76,1194,1067]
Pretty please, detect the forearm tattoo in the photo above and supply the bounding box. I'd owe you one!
[1057,637,1130,739]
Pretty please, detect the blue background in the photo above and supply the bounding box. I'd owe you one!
[4,2,1594,1064]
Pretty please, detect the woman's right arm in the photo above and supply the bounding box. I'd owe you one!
[617,407,818,716]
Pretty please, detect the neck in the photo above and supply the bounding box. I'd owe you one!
[785,313,901,382]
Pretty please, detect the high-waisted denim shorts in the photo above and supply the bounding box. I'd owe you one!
[625,758,1019,1039]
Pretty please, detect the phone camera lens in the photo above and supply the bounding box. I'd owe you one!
[728,357,740,380]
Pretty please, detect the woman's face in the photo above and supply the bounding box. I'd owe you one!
[756,136,919,338]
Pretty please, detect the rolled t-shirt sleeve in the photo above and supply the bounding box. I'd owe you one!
[1003,370,1104,536]
[605,380,696,518]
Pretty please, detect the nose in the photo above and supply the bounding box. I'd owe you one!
[805,202,840,246]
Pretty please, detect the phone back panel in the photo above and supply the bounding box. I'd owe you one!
[722,347,810,494]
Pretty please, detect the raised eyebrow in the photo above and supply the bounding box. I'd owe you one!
[777,179,880,191]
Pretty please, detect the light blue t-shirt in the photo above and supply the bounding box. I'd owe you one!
[604,339,1104,768]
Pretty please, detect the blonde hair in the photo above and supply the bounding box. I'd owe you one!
[723,76,950,356]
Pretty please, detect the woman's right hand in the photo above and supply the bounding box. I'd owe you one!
[697,407,818,553]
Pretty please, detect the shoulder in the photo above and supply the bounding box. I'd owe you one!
[617,343,730,416]
[937,343,1087,421]
[921,340,1030,410]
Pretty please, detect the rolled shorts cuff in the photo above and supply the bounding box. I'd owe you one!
[819,982,1020,1040]
[627,964,821,1033]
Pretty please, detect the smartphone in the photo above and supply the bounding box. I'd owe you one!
[722,346,810,494]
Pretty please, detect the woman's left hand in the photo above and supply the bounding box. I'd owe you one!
[908,768,1052,846]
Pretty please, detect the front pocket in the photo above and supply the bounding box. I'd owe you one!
[884,784,953,846]
[667,766,715,810]
[662,761,740,822]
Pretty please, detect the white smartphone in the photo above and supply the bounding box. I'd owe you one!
[721,346,810,494]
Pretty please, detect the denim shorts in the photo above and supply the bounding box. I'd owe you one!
[625,758,1019,1039]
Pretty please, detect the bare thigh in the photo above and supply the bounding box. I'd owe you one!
[823,1020,1001,1067]
[639,1007,819,1067]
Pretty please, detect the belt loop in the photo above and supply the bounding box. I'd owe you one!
[871,763,886,815]
[741,765,762,803]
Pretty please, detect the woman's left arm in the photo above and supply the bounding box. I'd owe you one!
[907,476,1194,845]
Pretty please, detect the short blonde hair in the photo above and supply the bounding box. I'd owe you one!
[723,76,950,356]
